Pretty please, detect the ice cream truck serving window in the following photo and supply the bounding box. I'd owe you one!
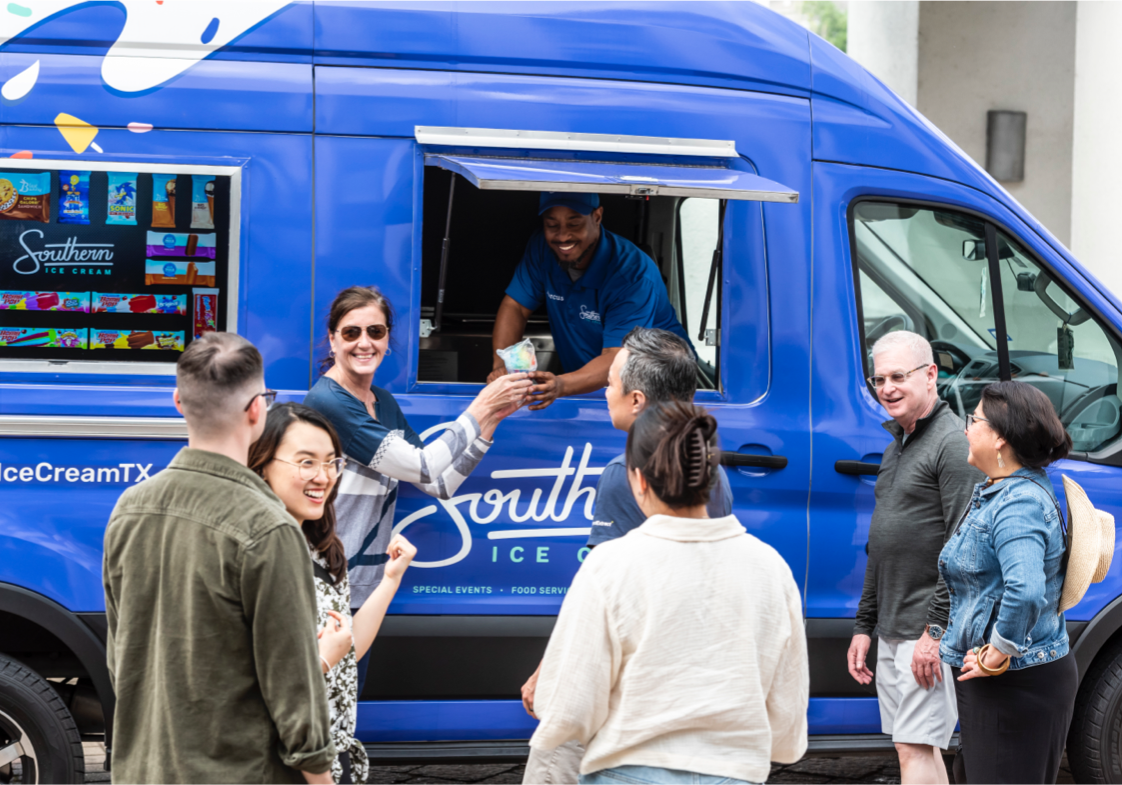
[0,159,239,373]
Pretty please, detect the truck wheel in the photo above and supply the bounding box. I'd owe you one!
[0,656,84,784]
[1069,638,1122,784]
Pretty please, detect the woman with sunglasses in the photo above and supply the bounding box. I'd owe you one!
[939,381,1074,784]
[249,402,417,784]
[304,286,533,695]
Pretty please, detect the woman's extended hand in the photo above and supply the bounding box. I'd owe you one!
[468,372,533,436]
[384,534,417,582]
[318,610,353,671]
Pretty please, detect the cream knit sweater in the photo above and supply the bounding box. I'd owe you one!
[530,514,809,783]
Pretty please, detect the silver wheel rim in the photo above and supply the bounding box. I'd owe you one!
[0,707,37,784]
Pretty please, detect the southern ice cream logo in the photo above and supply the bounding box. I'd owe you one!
[12,229,115,275]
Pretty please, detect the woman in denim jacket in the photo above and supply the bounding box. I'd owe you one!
[939,381,1074,784]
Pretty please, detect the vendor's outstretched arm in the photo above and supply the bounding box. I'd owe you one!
[527,347,620,411]
[489,296,533,382]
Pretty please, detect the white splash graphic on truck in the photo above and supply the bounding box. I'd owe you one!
[1,1,292,94]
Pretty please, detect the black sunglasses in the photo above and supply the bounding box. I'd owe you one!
[337,324,389,342]
[244,389,278,412]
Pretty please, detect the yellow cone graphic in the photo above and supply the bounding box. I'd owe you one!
[54,113,99,154]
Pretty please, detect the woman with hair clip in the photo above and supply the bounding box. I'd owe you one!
[249,402,417,785]
[939,381,1076,784]
[530,401,809,785]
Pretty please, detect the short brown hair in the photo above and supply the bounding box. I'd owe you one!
[176,332,263,431]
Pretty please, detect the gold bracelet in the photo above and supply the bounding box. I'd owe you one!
[974,644,1011,675]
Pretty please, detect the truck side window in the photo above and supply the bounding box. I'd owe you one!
[674,197,720,386]
[851,202,1001,411]
[992,233,1122,453]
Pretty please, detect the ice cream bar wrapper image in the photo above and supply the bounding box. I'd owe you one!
[92,292,186,315]
[0,327,87,349]
[106,172,138,225]
[58,170,91,225]
[145,260,216,286]
[0,291,89,312]
[190,175,215,229]
[496,337,538,373]
[0,172,51,222]
[90,329,184,351]
[151,173,176,228]
[193,288,218,340]
[146,231,216,259]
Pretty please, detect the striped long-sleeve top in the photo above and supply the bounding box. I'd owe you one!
[304,376,491,606]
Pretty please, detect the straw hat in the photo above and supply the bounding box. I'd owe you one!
[1059,475,1116,613]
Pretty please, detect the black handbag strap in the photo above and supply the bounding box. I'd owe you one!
[311,558,337,587]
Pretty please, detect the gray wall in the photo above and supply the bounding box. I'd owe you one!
[916,1,1077,246]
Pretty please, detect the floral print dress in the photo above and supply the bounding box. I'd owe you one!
[309,546,368,784]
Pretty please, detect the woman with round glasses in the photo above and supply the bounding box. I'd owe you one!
[249,402,417,784]
[939,381,1074,784]
[303,286,533,694]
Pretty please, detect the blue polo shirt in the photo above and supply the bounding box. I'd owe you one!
[587,453,735,547]
[505,228,690,372]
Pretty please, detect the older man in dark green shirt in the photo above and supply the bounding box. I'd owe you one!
[104,333,334,784]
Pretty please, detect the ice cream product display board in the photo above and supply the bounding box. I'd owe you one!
[0,165,234,365]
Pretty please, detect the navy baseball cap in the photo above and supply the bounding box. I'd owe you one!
[538,192,600,216]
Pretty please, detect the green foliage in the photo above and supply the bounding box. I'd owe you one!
[802,0,847,52]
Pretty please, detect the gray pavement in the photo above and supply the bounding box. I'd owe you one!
[80,743,1076,783]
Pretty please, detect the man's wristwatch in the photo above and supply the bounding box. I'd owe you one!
[927,624,945,641]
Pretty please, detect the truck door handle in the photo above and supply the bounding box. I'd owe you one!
[720,452,788,470]
[835,460,880,476]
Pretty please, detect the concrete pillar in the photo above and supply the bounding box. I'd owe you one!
[846,1,919,106]
[917,2,1075,247]
[1071,1,1122,298]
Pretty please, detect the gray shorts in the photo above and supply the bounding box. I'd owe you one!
[876,637,958,749]
[525,739,584,785]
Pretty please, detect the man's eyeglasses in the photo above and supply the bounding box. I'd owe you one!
[274,457,347,481]
[867,364,931,390]
[965,414,991,429]
[244,389,278,412]
[338,324,389,342]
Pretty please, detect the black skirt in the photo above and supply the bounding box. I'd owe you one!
[952,654,1078,784]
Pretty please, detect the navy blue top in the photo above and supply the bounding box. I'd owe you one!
[303,377,424,464]
[587,453,735,547]
[505,228,691,372]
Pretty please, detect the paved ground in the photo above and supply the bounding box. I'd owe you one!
[80,743,1077,783]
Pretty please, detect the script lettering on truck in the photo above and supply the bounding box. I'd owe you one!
[391,423,603,569]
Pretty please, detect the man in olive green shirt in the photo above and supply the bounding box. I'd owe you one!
[104,333,335,784]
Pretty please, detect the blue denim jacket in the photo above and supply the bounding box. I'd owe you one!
[938,467,1069,670]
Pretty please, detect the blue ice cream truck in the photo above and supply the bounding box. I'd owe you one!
[1,2,1121,782]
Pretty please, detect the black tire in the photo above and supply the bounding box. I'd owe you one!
[0,655,84,784]
[1069,636,1122,783]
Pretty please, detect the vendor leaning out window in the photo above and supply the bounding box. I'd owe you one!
[488,192,691,410]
